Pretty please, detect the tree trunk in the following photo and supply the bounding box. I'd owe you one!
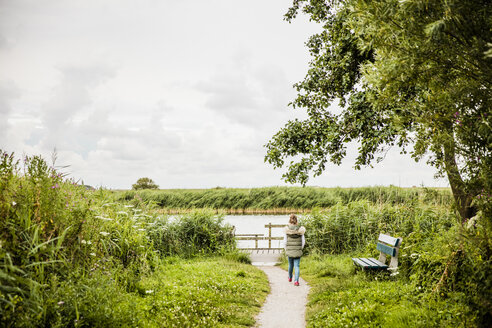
[442,138,475,222]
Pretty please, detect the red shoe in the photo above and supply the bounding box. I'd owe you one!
[294,281,299,286]
[288,278,292,282]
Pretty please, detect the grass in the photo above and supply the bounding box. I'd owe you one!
[136,257,269,327]
[113,186,453,213]
[280,254,477,328]
[48,257,269,328]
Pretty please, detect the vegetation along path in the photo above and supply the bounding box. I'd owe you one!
[255,266,310,328]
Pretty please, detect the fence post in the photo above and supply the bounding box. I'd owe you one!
[268,223,272,249]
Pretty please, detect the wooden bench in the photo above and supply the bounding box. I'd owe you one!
[352,233,402,271]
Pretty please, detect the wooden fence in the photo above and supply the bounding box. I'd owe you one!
[235,223,285,252]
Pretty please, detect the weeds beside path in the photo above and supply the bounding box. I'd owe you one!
[255,266,310,328]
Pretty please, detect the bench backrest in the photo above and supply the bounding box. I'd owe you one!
[377,233,402,269]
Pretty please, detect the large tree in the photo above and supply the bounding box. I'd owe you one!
[132,177,159,190]
[265,0,492,221]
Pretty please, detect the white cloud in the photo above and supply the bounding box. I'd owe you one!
[0,0,445,189]
[0,80,21,141]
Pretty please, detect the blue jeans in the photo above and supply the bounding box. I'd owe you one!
[288,257,301,282]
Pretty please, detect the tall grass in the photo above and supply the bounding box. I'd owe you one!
[302,201,455,255]
[112,186,453,213]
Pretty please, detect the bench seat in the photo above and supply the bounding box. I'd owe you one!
[352,257,388,270]
[353,233,402,271]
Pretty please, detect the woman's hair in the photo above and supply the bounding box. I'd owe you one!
[289,214,298,225]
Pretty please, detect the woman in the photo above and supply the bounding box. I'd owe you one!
[283,214,306,286]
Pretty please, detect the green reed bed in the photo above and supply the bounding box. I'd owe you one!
[113,186,453,212]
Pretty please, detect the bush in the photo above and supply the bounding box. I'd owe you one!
[147,210,235,257]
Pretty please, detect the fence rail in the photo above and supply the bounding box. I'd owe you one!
[235,223,286,252]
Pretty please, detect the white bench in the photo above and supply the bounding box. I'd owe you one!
[352,233,402,271]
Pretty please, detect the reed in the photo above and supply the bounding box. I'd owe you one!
[113,185,453,212]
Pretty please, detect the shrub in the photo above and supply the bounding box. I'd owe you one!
[147,210,235,257]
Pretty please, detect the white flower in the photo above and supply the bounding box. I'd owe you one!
[124,205,134,208]
[12,201,16,206]
[96,215,113,221]
[145,290,154,294]
[81,240,87,244]
[100,231,110,237]
[90,253,96,256]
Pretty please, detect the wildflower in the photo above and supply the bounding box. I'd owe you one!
[57,301,65,306]
[12,201,16,206]
[145,290,154,294]
[95,216,112,221]
[90,253,96,256]
[100,231,110,237]
[81,240,87,244]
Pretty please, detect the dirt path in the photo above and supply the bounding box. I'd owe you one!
[255,266,310,328]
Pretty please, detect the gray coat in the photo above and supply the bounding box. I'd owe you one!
[284,225,306,258]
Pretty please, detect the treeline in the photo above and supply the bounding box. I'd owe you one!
[114,186,453,211]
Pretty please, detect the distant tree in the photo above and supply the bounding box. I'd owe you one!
[132,177,159,190]
[265,0,492,222]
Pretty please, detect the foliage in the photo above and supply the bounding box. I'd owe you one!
[303,201,455,255]
[0,150,264,327]
[266,0,492,221]
[115,186,453,211]
[147,210,236,258]
[302,201,492,326]
[132,177,159,190]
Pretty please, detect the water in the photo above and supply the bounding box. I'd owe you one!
[224,215,291,249]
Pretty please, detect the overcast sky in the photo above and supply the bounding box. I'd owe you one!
[0,0,447,189]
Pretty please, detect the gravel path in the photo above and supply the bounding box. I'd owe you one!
[255,266,310,328]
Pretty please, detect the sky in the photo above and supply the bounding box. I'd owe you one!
[0,0,448,189]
